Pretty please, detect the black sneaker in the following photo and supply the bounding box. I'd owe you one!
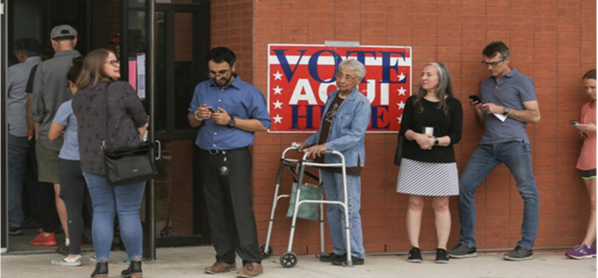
[448,243,477,258]
[504,246,533,261]
[435,248,449,264]
[8,227,23,236]
[331,255,365,266]
[319,252,345,262]
[407,247,423,263]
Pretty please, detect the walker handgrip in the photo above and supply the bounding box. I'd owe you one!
[291,142,302,150]
[320,150,335,155]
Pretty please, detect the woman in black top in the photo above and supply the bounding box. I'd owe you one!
[396,62,463,264]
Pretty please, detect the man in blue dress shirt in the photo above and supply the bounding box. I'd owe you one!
[188,47,271,278]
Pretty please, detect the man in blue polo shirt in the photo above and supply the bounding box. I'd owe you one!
[188,47,271,278]
[448,41,541,261]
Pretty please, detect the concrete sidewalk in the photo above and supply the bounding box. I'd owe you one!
[1,246,596,278]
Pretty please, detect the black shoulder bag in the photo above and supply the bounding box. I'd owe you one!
[393,134,404,167]
[101,83,158,186]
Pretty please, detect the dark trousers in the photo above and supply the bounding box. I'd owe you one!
[23,137,42,224]
[58,159,93,254]
[40,181,60,233]
[199,148,261,265]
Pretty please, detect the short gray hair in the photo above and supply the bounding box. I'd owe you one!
[338,59,366,80]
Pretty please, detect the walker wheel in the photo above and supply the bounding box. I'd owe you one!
[259,243,273,259]
[280,252,298,268]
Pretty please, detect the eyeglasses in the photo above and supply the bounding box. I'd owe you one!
[335,73,357,82]
[207,68,231,79]
[481,56,507,67]
[106,59,120,67]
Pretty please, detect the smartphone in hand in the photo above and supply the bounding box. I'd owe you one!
[569,120,580,126]
[206,106,217,113]
[469,95,482,104]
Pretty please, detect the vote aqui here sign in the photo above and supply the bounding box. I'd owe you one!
[267,44,412,133]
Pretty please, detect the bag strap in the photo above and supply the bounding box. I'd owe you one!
[101,83,111,150]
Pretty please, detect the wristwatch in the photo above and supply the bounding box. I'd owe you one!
[503,107,510,116]
[434,138,439,146]
[228,117,236,128]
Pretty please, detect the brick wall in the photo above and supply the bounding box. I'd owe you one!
[211,0,597,255]
[211,0,255,81]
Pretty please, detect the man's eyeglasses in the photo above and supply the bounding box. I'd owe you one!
[481,56,507,67]
[207,68,231,79]
[336,73,357,82]
[106,60,120,67]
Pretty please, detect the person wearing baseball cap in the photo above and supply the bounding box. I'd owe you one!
[50,25,78,40]
[29,24,81,259]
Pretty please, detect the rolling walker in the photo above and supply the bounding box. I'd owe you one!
[259,145,353,268]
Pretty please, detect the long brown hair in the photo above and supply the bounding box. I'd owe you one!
[413,62,453,116]
[75,48,115,89]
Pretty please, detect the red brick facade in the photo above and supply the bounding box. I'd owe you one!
[211,0,597,255]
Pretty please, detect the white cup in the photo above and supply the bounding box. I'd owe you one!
[423,127,434,136]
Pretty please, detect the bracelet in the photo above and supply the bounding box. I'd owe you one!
[193,112,202,122]
[27,132,34,136]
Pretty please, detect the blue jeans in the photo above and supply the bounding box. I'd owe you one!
[458,141,540,250]
[8,134,28,228]
[321,171,365,258]
[83,172,145,261]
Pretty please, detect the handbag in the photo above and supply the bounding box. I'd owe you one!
[394,135,405,166]
[101,83,158,186]
[286,182,323,222]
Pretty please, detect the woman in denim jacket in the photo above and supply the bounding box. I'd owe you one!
[298,59,371,266]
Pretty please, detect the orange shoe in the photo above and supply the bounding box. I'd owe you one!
[29,231,58,246]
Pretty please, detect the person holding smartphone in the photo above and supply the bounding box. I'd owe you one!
[565,69,597,259]
[449,41,541,261]
[188,47,271,278]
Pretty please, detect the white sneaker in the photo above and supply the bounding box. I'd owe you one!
[89,254,97,262]
[51,256,83,266]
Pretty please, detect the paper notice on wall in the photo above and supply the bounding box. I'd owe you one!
[128,60,137,91]
[136,53,146,99]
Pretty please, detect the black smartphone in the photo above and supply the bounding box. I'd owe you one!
[206,106,217,113]
[469,95,482,103]
[569,120,580,126]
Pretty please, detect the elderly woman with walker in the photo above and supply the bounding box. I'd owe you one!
[297,59,371,266]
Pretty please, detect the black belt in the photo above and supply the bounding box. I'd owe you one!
[204,147,248,155]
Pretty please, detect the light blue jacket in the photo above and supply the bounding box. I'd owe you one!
[305,87,371,167]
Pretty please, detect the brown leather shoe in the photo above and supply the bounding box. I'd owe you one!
[236,262,263,278]
[204,261,237,274]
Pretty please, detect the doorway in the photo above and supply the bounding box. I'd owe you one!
[1,0,212,254]
[152,1,212,247]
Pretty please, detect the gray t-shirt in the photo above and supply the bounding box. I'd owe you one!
[7,56,42,137]
[31,49,81,151]
[479,69,536,144]
[53,100,79,161]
